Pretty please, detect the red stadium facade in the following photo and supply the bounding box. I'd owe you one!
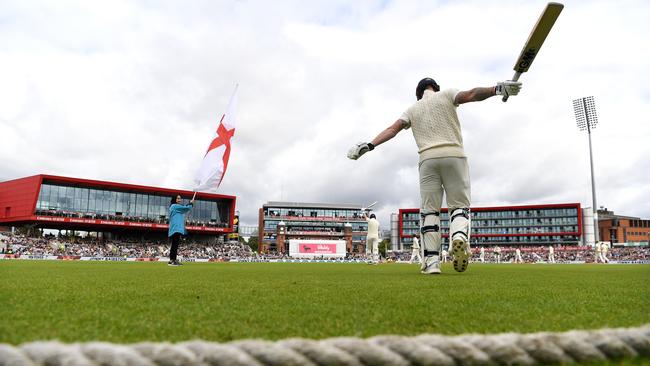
[398,203,582,250]
[0,175,236,236]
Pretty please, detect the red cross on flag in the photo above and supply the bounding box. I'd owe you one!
[194,85,238,192]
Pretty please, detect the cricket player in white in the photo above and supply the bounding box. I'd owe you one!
[479,246,485,263]
[441,248,449,263]
[599,242,610,263]
[514,247,523,263]
[494,246,502,263]
[348,78,521,274]
[363,212,380,264]
[410,235,422,264]
[594,241,602,263]
[548,245,556,263]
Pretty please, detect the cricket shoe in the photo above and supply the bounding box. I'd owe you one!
[421,255,441,274]
[451,238,470,273]
[168,260,182,267]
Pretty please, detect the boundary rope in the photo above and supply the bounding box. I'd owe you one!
[1,324,648,365]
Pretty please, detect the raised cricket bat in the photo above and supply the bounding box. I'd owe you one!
[362,201,378,212]
[503,2,564,102]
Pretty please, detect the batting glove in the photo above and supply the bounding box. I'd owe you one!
[347,142,374,160]
[495,81,522,97]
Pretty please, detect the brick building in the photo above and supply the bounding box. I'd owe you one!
[598,208,650,245]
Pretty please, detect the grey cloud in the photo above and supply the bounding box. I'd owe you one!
[1,0,649,229]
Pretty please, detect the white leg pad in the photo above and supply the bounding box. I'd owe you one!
[450,208,471,244]
[420,211,441,254]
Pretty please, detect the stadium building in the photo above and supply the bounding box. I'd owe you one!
[396,203,582,250]
[597,207,650,246]
[258,201,370,254]
[0,175,237,240]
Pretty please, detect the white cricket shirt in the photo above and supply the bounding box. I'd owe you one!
[400,88,465,162]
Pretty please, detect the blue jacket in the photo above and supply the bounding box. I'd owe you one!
[168,203,193,237]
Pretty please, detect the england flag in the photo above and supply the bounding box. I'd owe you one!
[194,85,238,192]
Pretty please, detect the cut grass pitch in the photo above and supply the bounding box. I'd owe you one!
[1,261,648,345]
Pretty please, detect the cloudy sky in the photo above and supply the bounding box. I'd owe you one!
[1,0,648,228]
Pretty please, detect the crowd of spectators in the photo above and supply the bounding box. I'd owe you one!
[33,209,229,228]
[466,245,649,263]
[0,233,252,260]
[1,232,648,263]
[388,245,650,263]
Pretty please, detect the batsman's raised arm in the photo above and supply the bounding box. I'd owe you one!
[454,81,522,105]
[347,119,407,160]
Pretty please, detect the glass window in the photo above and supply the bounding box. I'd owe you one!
[54,186,65,211]
[97,190,106,214]
[138,194,148,217]
[151,195,159,218]
[162,196,169,217]
[94,190,102,214]
[201,201,209,222]
[159,195,167,218]
[145,195,154,218]
[78,188,86,212]
[37,184,50,209]
[71,187,80,211]
[89,189,98,212]
[190,200,199,222]
[109,191,116,214]
[50,186,60,210]
[218,201,230,224]
[211,202,218,222]
[65,187,73,210]
[57,186,65,210]
[196,200,202,221]
[115,192,124,214]
[36,186,44,210]
[103,190,111,214]
[127,193,136,216]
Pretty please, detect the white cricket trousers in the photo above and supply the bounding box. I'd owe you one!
[410,249,421,264]
[515,254,523,263]
[366,237,379,260]
[419,157,471,254]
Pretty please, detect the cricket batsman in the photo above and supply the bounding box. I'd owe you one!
[348,77,522,274]
[410,235,422,264]
[363,211,380,264]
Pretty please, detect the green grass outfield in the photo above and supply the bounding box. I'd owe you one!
[1,261,648,345]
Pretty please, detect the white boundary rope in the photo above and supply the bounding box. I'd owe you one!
[1,324,648,365]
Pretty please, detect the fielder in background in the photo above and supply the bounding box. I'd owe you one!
[494,245,502,263]
[410,235,422,264]
[514,246,523,263]
[599,242,610,263]
[168,194,195,267]
[548,245,556,263]
[348,77,521,274]
[441,247,449,263]
[363,211,380,264]
[594,241,602,263]
[479,246,485,263]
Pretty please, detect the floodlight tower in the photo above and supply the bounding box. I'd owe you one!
[573,96,600,243]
